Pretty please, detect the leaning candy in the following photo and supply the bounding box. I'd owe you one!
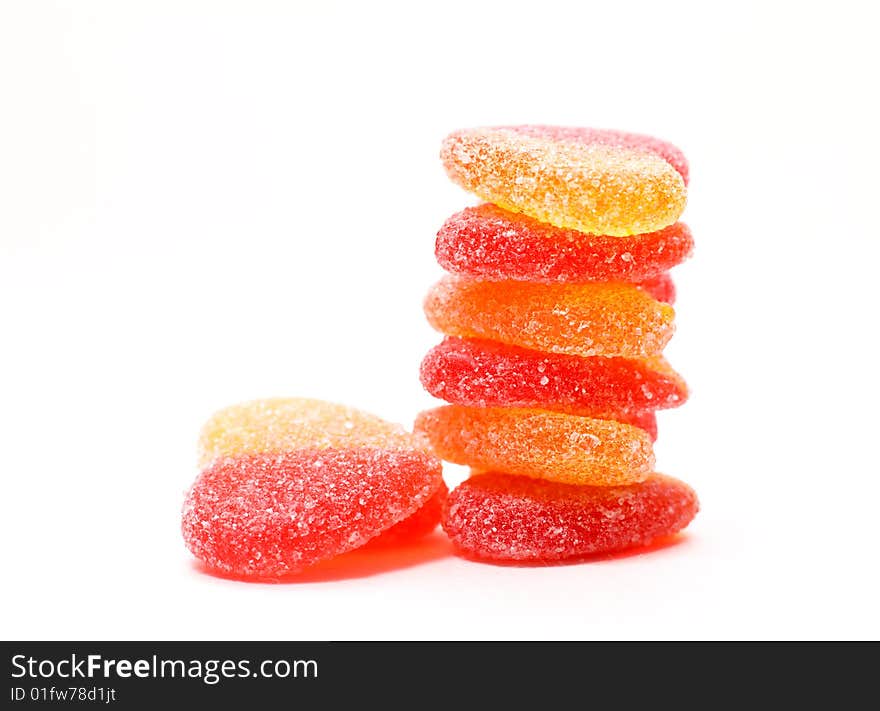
[442,472,698,562]
[424,275,674,358]
[441,126,687,236]
[198,397,419,468]
[420,337,688,416]
[436,204,693,284]
[183,448,442,578]
[184,398,443,578]
[364,482,448,549]
[414,405,654,486]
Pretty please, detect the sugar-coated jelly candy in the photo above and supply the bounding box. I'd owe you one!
[185,398,444,578]
[414,405,654,486]
[638,272,676,305]
[498,125,690,184]
[440,126,687,236]
[625,410,658,441]
[420,337,687,416]
[436,204,693,284]
[442,472,698,562]
[364,482,448,549]
[183,448,443,578]
[424,275,674,358]
[198,397,422,468]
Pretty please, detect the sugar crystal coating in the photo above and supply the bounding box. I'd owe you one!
[364,482,448,548]
[625,410,657,441]
[440,127,687,236]
[442,472,698,562]
[198,397,423,468]
[420,337,687,417]
[182,448,443,578]
[499,126,689,184]
[637,272,676,305]
[436,204,693,284]
[424,275,675,358]
[414,405,654,486]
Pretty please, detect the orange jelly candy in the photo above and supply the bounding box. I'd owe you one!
[414,405,654,486]
[424,275,674,358]
[441,126,687,236]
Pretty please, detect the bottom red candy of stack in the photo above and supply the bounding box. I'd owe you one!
[442,472,698,563]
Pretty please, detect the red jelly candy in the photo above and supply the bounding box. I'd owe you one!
[182,448,443,579]
[436,204,693,285]
[364,482,448,549]
[621,410,657,441]
[637,272,675,305]
[420,337,688,418]
[442,472,698,563]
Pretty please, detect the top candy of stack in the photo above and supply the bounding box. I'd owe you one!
[441,126,688,237]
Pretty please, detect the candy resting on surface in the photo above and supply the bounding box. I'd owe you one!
[364,482,448,549]
[436,204,693,285]
[198,397,422,468]
[424,275,675,358]
[442,472,698,562]
[440,126,687,236]
[414,405,654,486]
[420,337,687,416]
[183,448,443,578]
[185,398,443,578]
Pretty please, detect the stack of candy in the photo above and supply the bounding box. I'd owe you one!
[182,398,446,579]
[415,126,699,563]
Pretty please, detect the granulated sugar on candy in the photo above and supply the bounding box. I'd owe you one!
[414,405,654,486]
[183,448,442,579]
[198,397,420,467]
[421,125,699,567]
[420,337,687,417]
[436,204,693,284]
[637,272,676,305]
[441,126,687,236]
[496,125,690,184]
[363,482,448,549]
[442,472,698,563]
[424,275,675,358]
[184,398,443,579]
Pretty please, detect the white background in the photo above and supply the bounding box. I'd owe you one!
[2,0,878,640]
